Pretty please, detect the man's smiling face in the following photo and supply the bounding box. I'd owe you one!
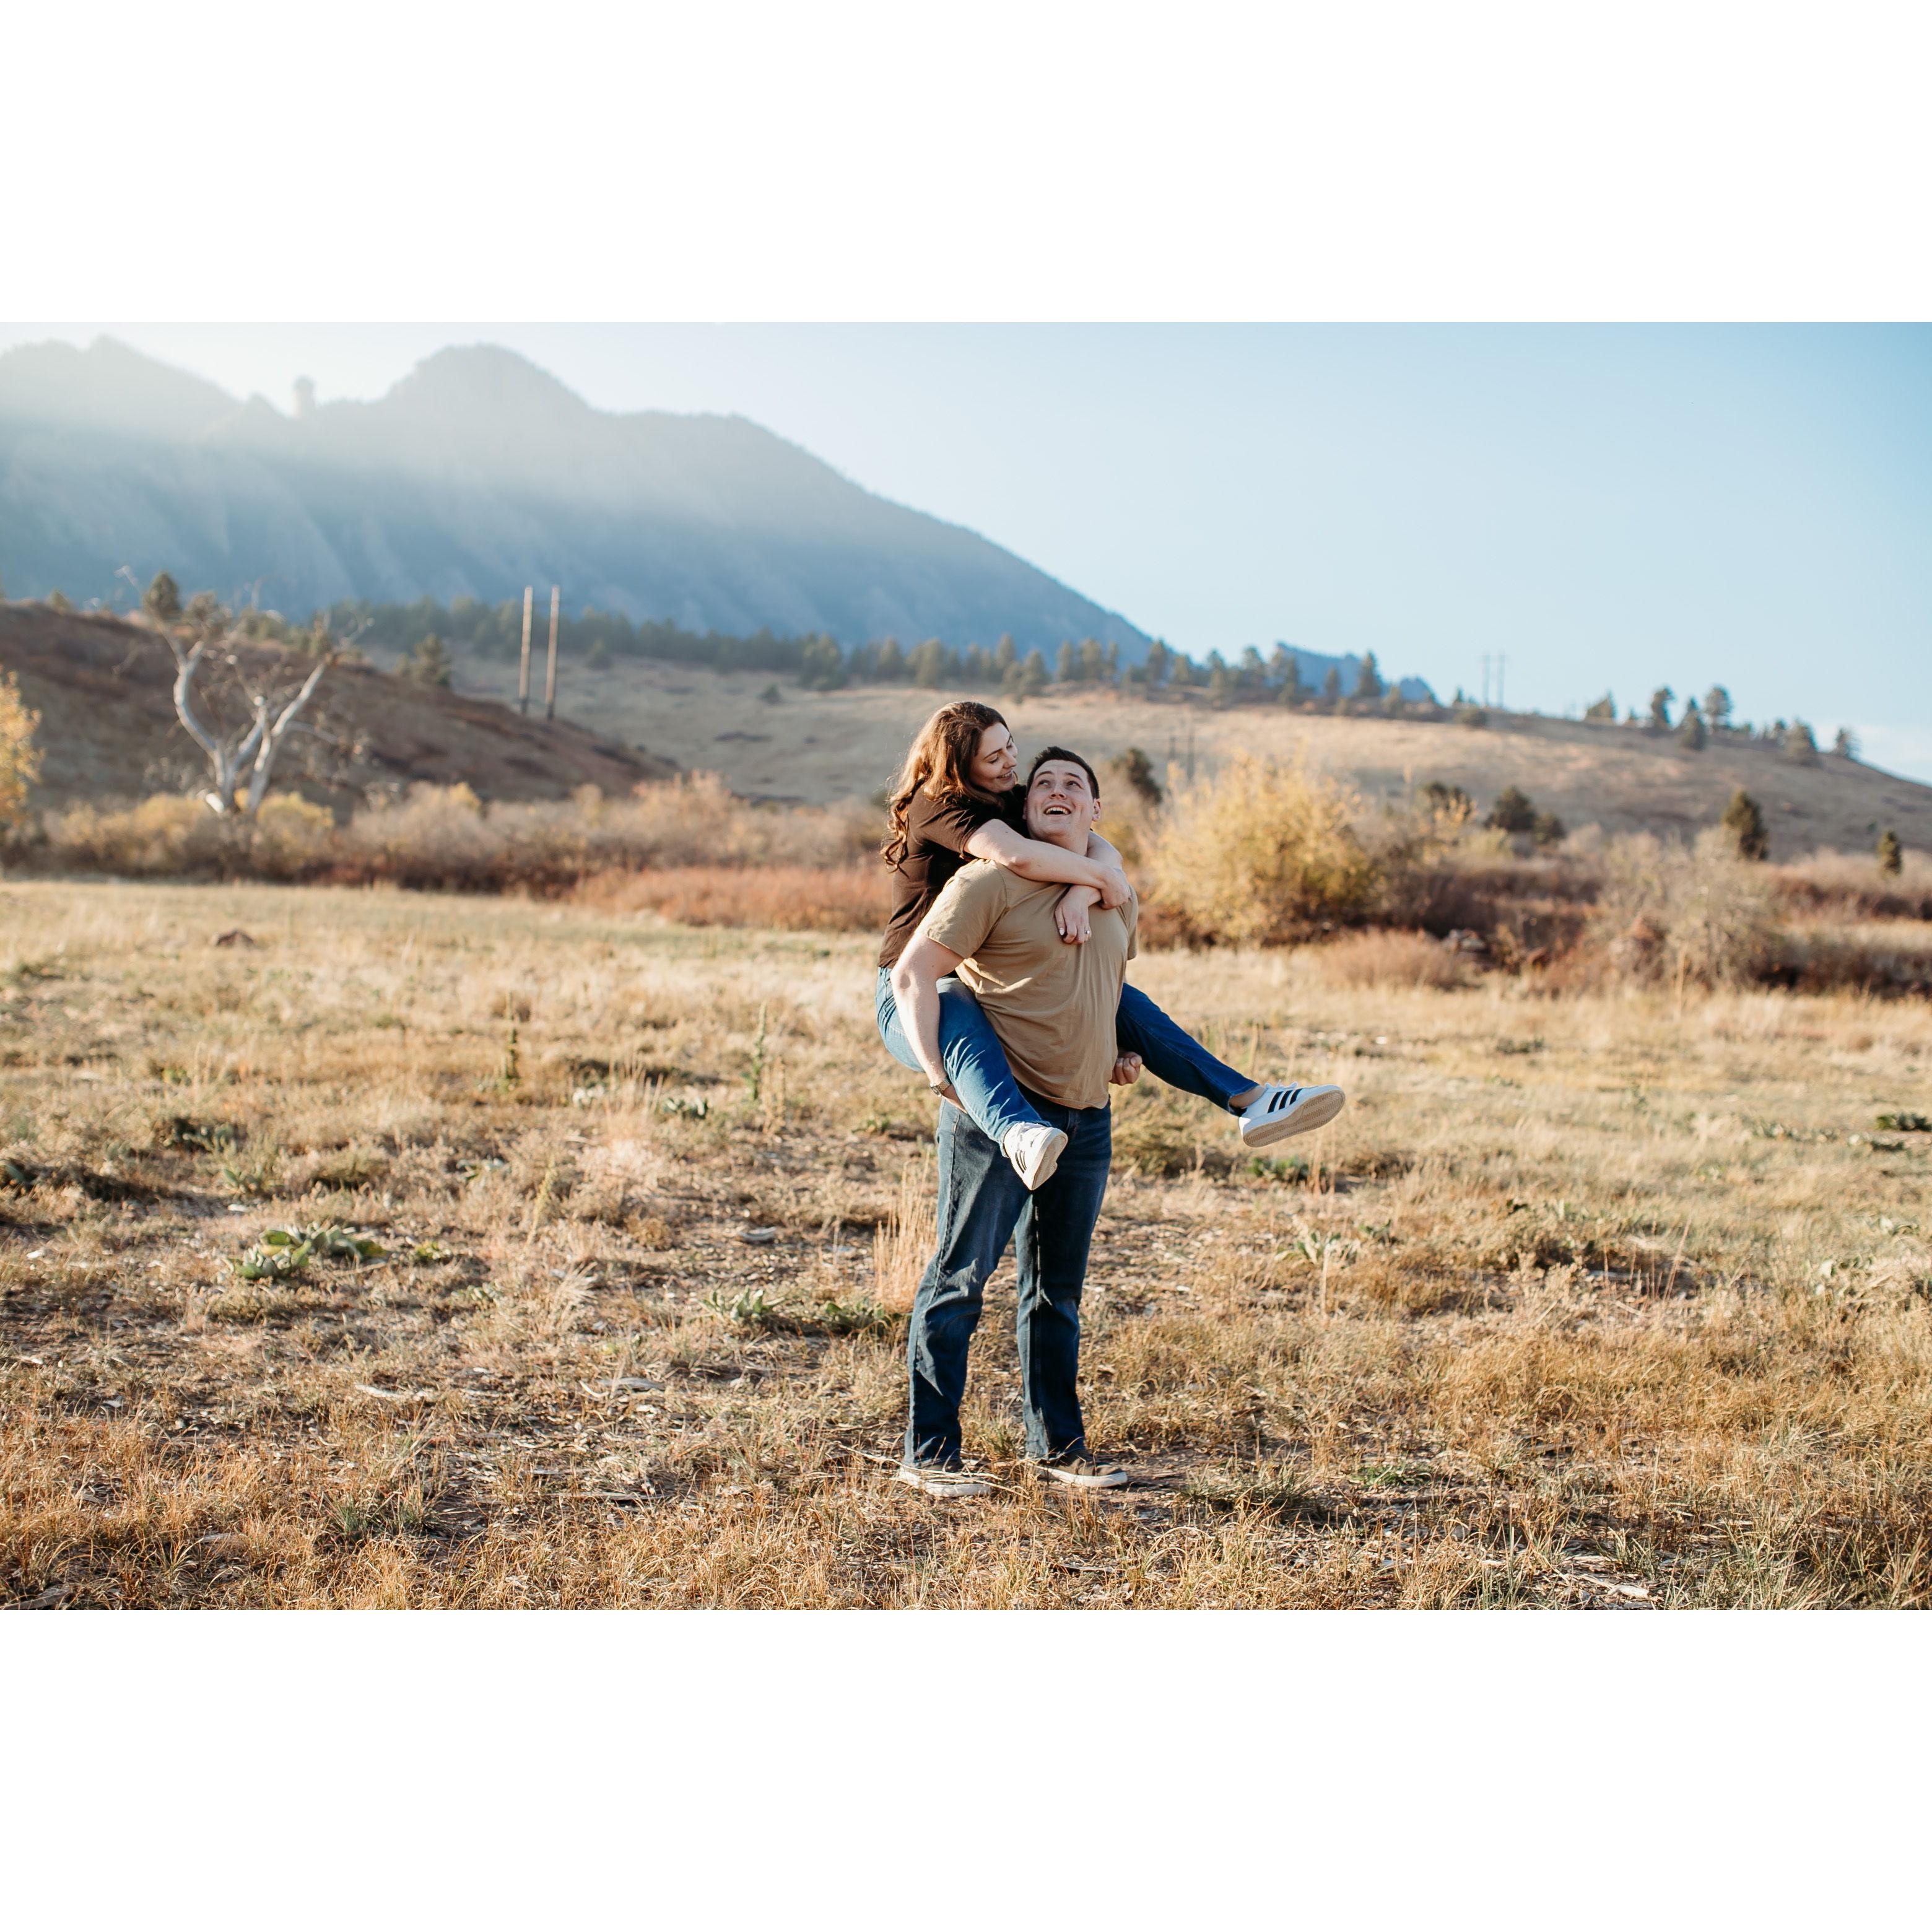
[1025,758,1099,849]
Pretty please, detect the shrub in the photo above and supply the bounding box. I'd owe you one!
[1595,829,1778,988]
[1147,752,1380,944]
[1877,829,1902,877]
[0,669,41,830]
[49,795,220,874]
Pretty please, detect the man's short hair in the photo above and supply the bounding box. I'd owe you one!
[1026,746,1100,801]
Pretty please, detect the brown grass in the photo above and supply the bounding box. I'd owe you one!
[579,864,889,932]
[1315,929,1474,991]
[4,879,1931,1608]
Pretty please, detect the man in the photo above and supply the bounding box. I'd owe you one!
[887,746,1145,1497]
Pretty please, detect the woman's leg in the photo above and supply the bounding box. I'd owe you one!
[1112,982,1255,1113]
[875,967,1048,1147]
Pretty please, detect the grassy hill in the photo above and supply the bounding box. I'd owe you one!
[448,649,1932,862]
[0,604,674,814]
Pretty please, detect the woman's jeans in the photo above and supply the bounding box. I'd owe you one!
[907,1092,1112,1467]
[874,967,1250,1147]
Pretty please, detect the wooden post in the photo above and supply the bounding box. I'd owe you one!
[518,586,533,715]
[544,585,560,721]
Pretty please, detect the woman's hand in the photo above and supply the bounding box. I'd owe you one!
[1055,884,1101,944]
[1094,865,1131,911]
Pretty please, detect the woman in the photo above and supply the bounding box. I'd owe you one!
[874,700,1344,1188]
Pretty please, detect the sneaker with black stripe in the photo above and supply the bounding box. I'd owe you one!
[1237,1082,1346,1147]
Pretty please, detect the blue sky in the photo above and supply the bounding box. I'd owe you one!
[7,322,1929,778]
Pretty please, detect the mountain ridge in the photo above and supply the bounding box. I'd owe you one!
[0,338,1156,658]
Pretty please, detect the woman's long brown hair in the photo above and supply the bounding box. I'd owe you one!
[882,700,1011,871]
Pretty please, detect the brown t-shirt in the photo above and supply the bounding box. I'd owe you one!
[878,786,1022,969]
[920,860,1138,1110]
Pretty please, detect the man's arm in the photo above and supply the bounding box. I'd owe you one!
[889,933,968,1099]
[963,820,1130,908]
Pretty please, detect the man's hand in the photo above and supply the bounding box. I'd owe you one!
[1094,865,1131,911]
[1108,1051,1144,1086]
[1055,884,1101,944]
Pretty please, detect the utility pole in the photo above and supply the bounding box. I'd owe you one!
[518,586,533,715]
[544,585,560,722]
[1480,654,1490,708]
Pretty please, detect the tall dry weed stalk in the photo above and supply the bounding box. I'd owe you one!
[1149,752,1380,944]
[872,1157,936,1314]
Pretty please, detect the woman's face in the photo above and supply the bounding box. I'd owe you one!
[970,723,1019,793]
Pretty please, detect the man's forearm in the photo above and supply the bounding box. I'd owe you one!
[893,968,951,1089]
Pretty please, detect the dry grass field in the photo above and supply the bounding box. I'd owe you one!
[4,877,1931,1609]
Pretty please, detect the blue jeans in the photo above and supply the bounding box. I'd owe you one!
[875,969,1250,1147]
[906,1093,1112,1468]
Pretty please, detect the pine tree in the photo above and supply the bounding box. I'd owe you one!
[1355,651,1383,701]
[1055,640,1076,684]
[1017,650,1049,698]
[1704,685,1733,732]
[1145,639,1170,687]
[994,634,1017,675]
[1877,828,1903,877]
[1485,785,1536,833]
[1783,720,1819,765]
[1208,664,1232,708]
[1278,653,1303,705]
[1108,746,1164,807]
[143,571,183,625]
[1676,697,1707,749]
[910,638,948,688]
[875,638,907,682]
[1584,692,1616,722]
[45,590,72,613]
[1721,788,1770,861]
[1320,666,1341,709]
[1648,685,1674,731]
[1833,726,1859,760]
[406,633,455,687]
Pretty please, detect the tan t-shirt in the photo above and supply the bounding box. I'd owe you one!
[918,860,1138,1109]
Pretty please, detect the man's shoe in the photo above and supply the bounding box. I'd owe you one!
[1038,1457,1134,1490]
[1237,1082,1346,1148]
[1003,1122,1068,1191]
[894,1464,992,1499]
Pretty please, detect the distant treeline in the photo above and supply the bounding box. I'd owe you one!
[318,596,1434,712]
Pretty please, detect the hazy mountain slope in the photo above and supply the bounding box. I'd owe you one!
[0,338,1153,658]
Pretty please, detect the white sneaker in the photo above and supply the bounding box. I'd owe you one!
[894,1464,992,1499]
[1003,1122,1068,1191]
[1237,1083,1346,1147]
[1038,1458,1134,1490]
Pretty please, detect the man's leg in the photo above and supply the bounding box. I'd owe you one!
[905,1100,1030,1469]
[1012,1100,1112,1463]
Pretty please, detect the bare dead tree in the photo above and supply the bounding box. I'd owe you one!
[151,591,337,816]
